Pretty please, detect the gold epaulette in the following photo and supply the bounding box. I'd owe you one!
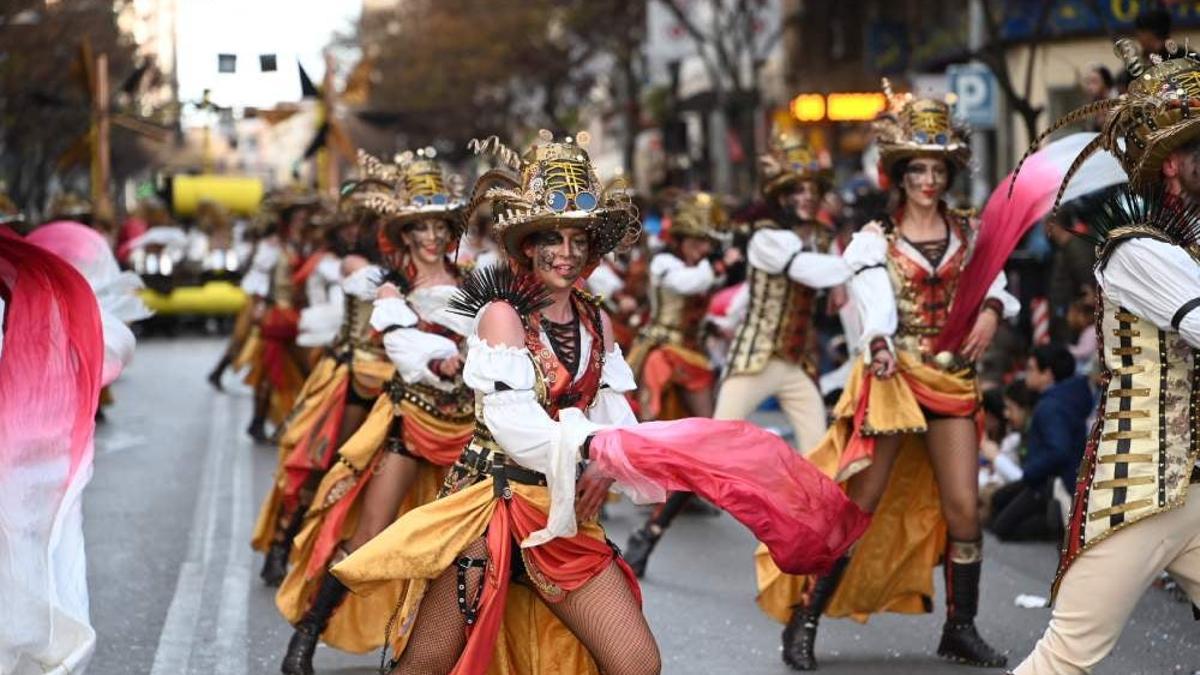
[572,287,605,307]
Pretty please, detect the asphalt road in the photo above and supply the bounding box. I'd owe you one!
[85,336,1199,674]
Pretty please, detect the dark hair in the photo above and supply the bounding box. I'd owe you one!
[1135,9,1171,40]
[1089,64,1114,89]
[888,157,957,197]
[981,388,1006,422]
[1032,343,1076,382]
[1003,380,1037,410]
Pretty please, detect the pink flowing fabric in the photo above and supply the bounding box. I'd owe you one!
[936,132,1125,352]
[0,229,104,672]
[590,418,870,574]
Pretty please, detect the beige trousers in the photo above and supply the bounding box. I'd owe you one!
[1015,487,1200,674]
[713,357,827,451]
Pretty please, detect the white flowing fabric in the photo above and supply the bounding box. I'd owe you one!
[4,224,145,674]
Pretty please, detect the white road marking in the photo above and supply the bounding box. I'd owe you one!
[213,400,253,675]
[149,394,230,675]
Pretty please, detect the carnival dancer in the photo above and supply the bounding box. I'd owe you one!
[622,191,727,576]
[242,190,318,443]
[769,84,1018,671]
[253,153,395,587]
[625,131,851,575]
[277,149,477,675]
[329,131,869,675]
[207,208,267,391]
[1014,44,1200,674]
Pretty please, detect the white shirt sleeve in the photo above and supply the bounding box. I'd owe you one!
[586,263,625,299]
[589,345,638,427]
[462,334,604,548]
[985,270,1021,319]
[748,228,850,288]
[371,297,460,389]
[1099,237,1200,348]
[239,241,280,297]
[341,264,381,301]
[843,229,898,349]
[650,253,715,296]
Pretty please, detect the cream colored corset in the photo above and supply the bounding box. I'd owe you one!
[1080,292,1200,550]
[646,285,710,349]
[726,225,827,377]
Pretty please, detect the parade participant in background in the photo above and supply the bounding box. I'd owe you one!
[207,206,273,391]
[277,148,477,675]
[252,153,395,588]
[714,130,849,450]
[1015,45,1200,675]
[242,189,318,443]
[771,84,1018,670]
[329,131,868,675]
[622,191,729,576]
[0,225,141,673]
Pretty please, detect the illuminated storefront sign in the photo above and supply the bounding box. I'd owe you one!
[789,92,888,123]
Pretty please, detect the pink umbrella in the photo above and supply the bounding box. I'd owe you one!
[937,132,1125,353]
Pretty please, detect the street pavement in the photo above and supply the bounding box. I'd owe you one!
[86,337,1199,674]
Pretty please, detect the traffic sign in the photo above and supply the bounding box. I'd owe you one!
[947,63,998,129]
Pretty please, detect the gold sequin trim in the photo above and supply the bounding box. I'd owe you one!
[1101,429,1152,441]
[1098,453,1153,463]
[1110,387,1151,397]
[1094,476,1155,490]
[1109,409,1150,419]
[1088,499,1154,521]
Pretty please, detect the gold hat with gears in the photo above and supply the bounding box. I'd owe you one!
[873,79,971,175]
[759,128,832,197]
[359,147,465,234]
[465,130,640,267]
[1013,39,1200,203]
[669,191,728,241]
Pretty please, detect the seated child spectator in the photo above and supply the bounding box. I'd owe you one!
[988,344,1094,541]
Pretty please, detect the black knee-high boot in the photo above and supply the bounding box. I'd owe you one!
[281,573,348,675]
[247,385,271,443]
[623,491,693,578]
[781,554,850,670]
[207,354,232,391]
[937,539,1007,667]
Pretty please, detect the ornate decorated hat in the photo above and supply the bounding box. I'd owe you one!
[669,191,728,241]
[759,128,832,197]
[337,150,398,227]
[465,130,641,267]
[873,79,971,176]
[359,148,464,227]
[1014,39,1200,203]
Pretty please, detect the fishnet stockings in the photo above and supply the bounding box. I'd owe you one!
[393,539,661,675]
[541,560,661,675]
[392,538,487,674]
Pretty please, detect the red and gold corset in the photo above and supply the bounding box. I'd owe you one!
[525,289,606,417]
[886,213,972,358]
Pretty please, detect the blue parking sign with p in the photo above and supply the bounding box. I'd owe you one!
[948,64,997,129]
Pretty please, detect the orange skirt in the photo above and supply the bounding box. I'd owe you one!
[276,390,473,653]
[756,351,979,623]
[333,477,640,675]
[626,340,714,420]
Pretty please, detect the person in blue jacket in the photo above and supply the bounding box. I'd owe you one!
[989,344,1094,541]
